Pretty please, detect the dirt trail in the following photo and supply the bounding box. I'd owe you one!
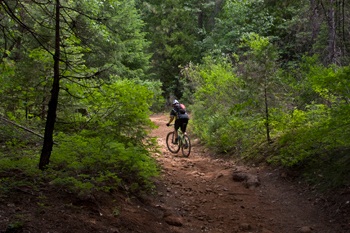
[0,113,346,233]
[149,113,341,233]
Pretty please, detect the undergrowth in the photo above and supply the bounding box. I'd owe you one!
[0,128,160,199]
[187,57,350,191]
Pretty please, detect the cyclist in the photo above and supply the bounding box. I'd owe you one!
[166,99,189,144]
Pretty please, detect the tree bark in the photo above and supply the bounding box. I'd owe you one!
[327,0,337,64]
[39,0,60,170]
[264,76,271,143]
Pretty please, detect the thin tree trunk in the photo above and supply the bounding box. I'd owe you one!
[341,0,345,59]
[39,0,60,170]
[327,0,337,63]
[319,0,338,64]
[264,78,271,143]
[208,0,224,31]
[310,0,320,42]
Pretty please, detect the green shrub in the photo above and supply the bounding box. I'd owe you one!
[0,78,162,196]
[49,132,159,195]
[187,56,266,154]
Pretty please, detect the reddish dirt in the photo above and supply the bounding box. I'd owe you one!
[0,113,349,233]
[148,114,348,233]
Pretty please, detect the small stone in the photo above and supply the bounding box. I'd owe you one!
[164,215,184,226]
[232,172,248,182]
[239,223,252,231]
[298,226,313,233]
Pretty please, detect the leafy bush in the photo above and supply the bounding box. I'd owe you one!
[0,78,162,196]
[44,78,162,195]
[187,52,350,190]
[186,56,266,154]
[266,64,350,188]
[49,132,159,195]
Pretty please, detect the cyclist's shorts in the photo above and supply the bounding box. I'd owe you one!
[175,118,188,133]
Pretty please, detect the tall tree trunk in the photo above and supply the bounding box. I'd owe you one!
[327,0,337,64]
[310,0,320,42]
[264,76,271,144]
[39,0,60,170]
[208,0,224,31]
[340,0,346,59]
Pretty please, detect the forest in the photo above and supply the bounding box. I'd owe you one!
[0,0,349,219]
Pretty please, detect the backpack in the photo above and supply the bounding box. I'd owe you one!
[178,103,186,114]
[174,103,186,116]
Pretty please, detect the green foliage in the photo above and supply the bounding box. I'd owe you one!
[50,132,159,195]
[269,103,350,188]
[186,56,265,153]
[269,104,330,166]
[266,64,350,188]
[0,150,40,194]
[70,78,157,142]
[134,79,165,113]
[0,0,151,122]
[187,34,350,189]
[81,0,152,79]
[308,65,350,103]
[47,79,161,195]
[305,150,350,190]
[1,0,350,194]
[205,0,275,56]
[0,77,161,197]
[138,0,202,97]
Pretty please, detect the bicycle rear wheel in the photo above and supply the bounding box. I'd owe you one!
[166,131,180,153]
[181,135,191,157]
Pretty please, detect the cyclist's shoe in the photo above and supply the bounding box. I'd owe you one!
[184,143,188,149]
[173,139,178,144]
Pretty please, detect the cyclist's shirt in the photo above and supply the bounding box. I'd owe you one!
[170,106,189,133]
[170,106,189,120]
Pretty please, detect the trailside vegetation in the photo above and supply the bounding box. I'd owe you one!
[1,0,350,198]
[183,0,350,190]
[0,0,161,197]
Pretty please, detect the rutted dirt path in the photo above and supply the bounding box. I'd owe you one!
[149,113,341,233]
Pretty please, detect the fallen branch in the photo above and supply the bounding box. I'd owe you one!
[0,115,58,145]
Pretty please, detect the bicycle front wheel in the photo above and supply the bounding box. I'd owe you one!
[166,131,180,153]
[181,135,191,157]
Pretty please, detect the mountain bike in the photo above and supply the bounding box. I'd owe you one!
[166,124,191,157]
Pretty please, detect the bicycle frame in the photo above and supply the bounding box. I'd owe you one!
[177,128,186,146]
[166,123,191,157]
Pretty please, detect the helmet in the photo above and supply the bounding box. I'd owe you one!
[172,99,179,105]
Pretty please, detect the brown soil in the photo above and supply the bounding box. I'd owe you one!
[0,113,349,233]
